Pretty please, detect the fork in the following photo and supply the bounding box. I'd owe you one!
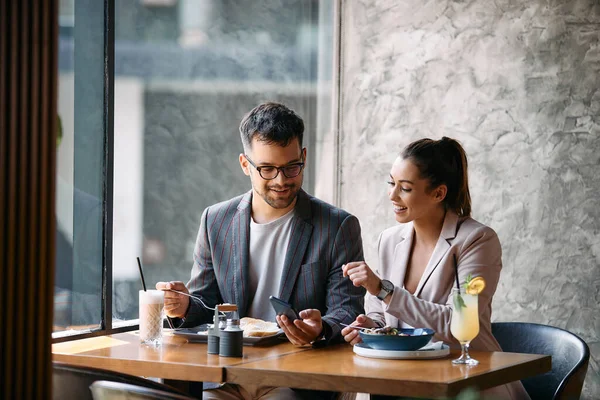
[162,289,227,314]
[340,323,370,332]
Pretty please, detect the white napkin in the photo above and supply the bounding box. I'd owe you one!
[420,341,445,351]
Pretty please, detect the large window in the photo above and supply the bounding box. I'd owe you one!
[54,0,105,334]
[53,0,336,337]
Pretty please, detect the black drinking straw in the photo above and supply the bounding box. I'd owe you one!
[453,253,460,293]
[137,256,147,292]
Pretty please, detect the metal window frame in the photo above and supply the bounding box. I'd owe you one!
[332,0,342,207]
[52,0,138,344]
[102,0,115,334]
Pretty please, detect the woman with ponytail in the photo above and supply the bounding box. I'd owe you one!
[342,137,529,399]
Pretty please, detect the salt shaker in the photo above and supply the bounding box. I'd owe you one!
[207,314,221,355]
[219,316,243,357]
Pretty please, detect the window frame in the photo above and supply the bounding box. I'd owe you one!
[52,0,125,343]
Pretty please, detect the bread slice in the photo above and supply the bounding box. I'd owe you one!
[240,317,279,337]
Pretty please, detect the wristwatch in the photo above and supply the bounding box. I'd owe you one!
[376,279,394,301]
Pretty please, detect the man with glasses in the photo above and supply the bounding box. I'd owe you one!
[157,102,365,399]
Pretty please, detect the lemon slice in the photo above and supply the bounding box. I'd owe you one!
[466,277,486,295]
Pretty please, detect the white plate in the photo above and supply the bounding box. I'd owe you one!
[353,342,450,359]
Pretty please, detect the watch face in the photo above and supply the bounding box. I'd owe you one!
[382,280,394,292]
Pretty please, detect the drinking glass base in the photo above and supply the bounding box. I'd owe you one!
[141,338,162,347]
[452,356,479,365]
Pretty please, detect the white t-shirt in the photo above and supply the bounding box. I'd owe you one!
[247,208,296,321]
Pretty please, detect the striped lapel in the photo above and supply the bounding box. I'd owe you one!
[278,190,313,303]
[232,191,252,316]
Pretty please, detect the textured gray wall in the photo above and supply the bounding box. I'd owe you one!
[339,0,600,398]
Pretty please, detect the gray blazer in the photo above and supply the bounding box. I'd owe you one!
[366,210,530,399]
[182,189,366,344]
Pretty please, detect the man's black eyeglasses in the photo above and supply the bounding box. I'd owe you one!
[244,155,305,180]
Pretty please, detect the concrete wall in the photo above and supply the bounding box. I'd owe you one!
[338,0,600,398]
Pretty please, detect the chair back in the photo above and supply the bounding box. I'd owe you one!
[491,322,589,400]
[53,362,188,400]
[90,380,195,400]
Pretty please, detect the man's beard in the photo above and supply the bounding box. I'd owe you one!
[258,183,300,209]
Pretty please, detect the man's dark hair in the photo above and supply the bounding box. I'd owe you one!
[239,102,304,151]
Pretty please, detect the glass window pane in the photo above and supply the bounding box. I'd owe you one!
[54,0,104,333]
[112,0,334,323]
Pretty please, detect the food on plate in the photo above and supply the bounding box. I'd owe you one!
[240,317,279,337]
[364,326,429,336]
[364,326,399,335]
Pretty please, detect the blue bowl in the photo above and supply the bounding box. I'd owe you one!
[358,328,435,351]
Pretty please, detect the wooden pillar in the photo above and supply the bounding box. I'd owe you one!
[0,0,59,398]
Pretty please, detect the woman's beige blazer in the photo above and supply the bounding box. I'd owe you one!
[366,210,530,399]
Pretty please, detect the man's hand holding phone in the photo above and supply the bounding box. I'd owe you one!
[270,296,323,346]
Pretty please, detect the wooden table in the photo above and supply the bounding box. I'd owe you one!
[225,344,550,398]
[52,331,308,384]
[52,331,551,398]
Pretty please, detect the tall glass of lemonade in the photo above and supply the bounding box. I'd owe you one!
[450,287,480,365]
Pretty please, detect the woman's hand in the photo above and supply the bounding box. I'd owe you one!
[341,314,377,345]
[342,261,381,296]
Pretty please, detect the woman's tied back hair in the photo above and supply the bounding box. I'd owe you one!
[401,136,472,217]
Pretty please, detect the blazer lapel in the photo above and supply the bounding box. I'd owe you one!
[232,191,252,316]
[278,190,313,303]
[385,225,413,328]
[390,225,413,292]
[414,211,459,296]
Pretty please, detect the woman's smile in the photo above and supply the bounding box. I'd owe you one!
[393,204,407,214]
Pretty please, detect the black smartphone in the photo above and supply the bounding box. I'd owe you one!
[269,296,300,321]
